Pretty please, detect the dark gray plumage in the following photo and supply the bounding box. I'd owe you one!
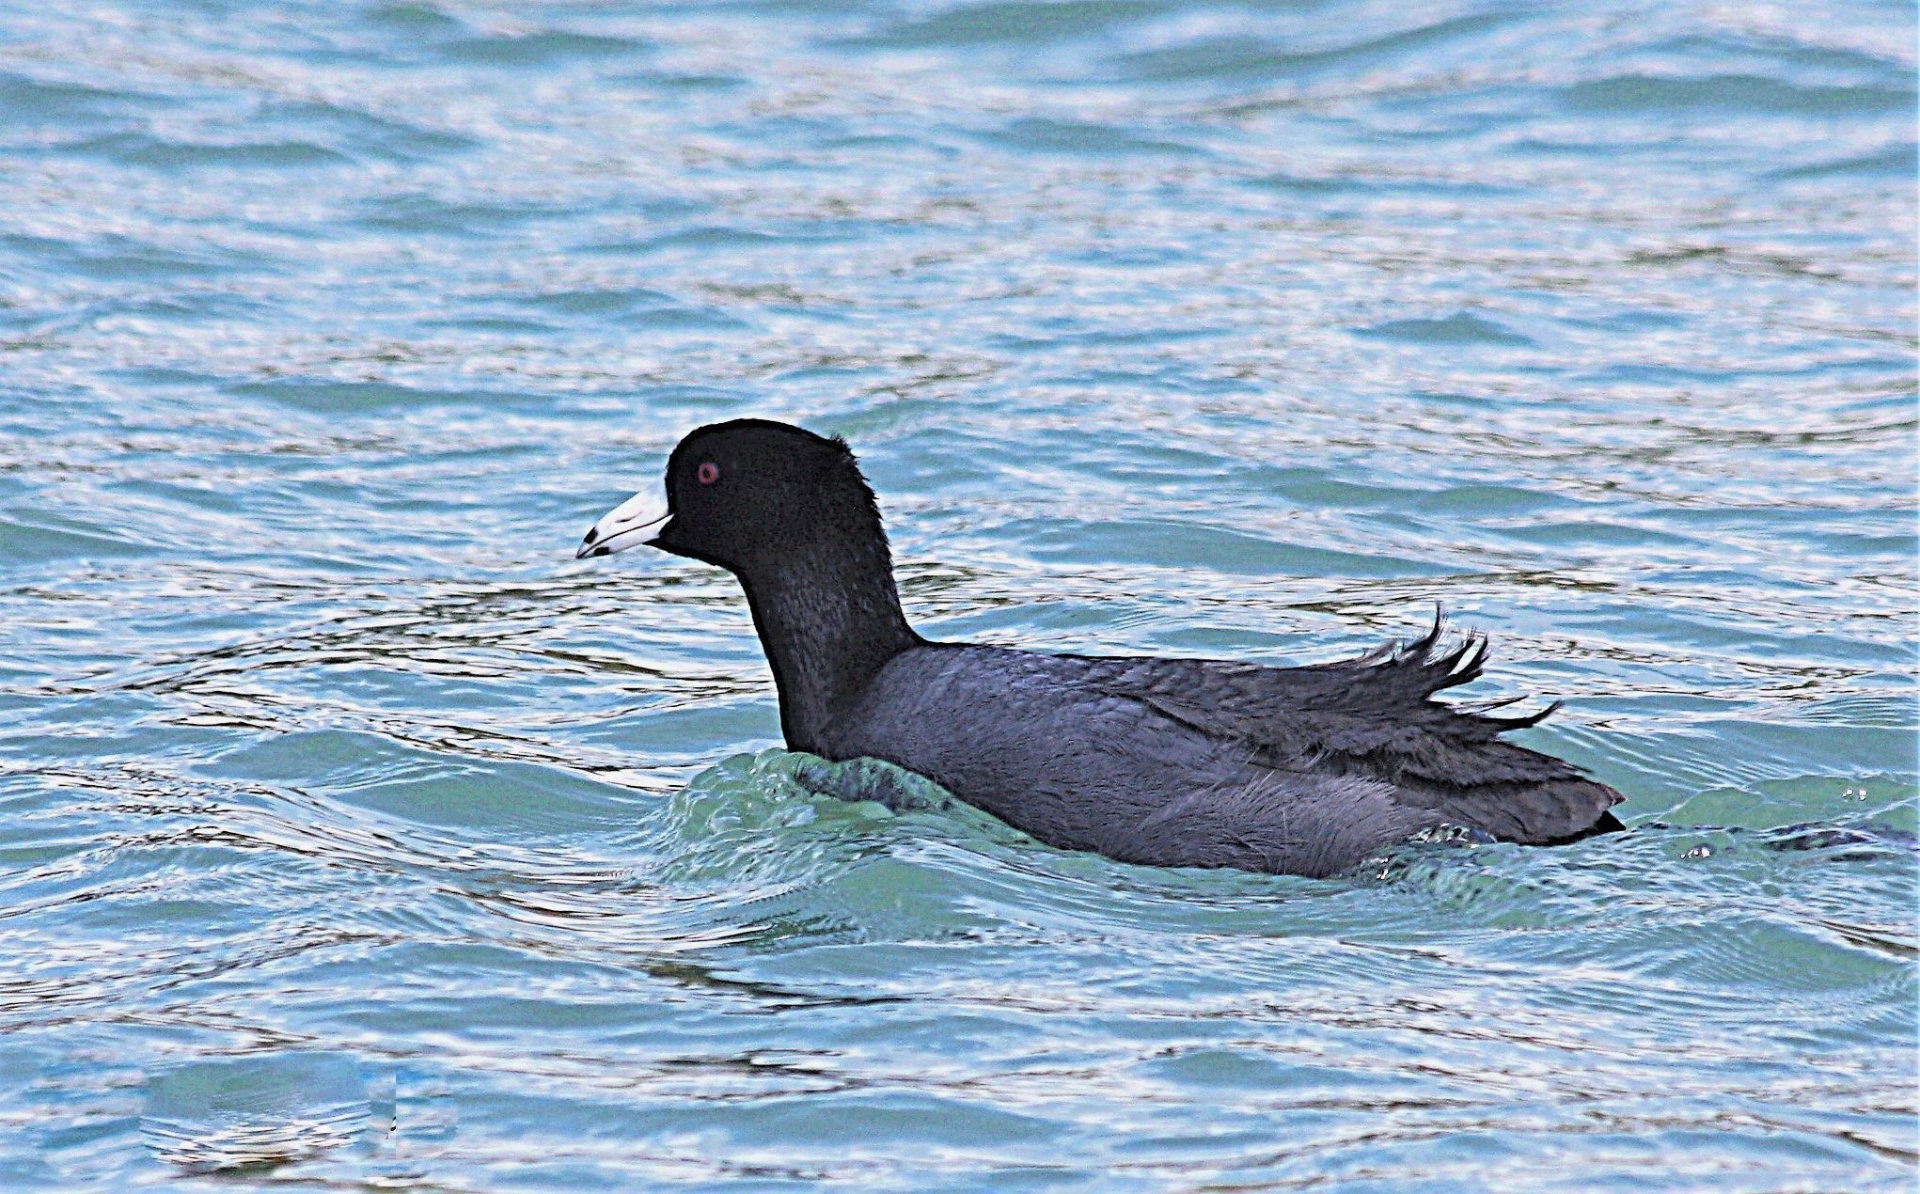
[578,418,1625,878]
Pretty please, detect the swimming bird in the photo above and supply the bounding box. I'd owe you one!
[576,419,1624,878]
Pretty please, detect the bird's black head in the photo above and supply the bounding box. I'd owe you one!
[578,419,890,580]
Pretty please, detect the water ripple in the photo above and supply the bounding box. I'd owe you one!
[0,0,1913,1188]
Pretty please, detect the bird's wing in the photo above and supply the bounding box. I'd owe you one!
[1072,611,1623,844]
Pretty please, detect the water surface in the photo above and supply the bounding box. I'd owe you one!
[1,0,1915,1189]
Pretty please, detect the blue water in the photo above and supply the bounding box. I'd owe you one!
[1,1,1915,1188]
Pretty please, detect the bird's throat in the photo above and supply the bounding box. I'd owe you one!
[738,555,918,754]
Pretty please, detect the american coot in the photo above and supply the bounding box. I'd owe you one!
[577,419,1624,878]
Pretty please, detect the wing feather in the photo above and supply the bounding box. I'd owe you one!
[1077,609,1623,844]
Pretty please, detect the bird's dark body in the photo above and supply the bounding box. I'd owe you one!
[580,418,1625,878]
[824,634,1616,878]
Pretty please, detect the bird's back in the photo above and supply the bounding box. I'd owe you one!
[820,624,1621,877]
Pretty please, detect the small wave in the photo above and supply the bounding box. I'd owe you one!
[2,231,268,281]
[352,194,563,236]
[142,1053,369,1176]
[363,2,463,33]
[1768,143,1918,180]
[1116,12,1513,84]
[226,379,535,413]
[0,517,157,562]
[518,286,681,316]
[1355,313,1533,347]
[69,132,350,170]
[852,0,1169,48]
[0,71,168,125]
[1013,517,1458,578]
[267,100,477,161]
[441,31,649,67]
[582,227,814,256]
[1563,73,1913,116]
[982,116,1203,158]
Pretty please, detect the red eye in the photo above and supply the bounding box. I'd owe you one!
[697,461,720,485]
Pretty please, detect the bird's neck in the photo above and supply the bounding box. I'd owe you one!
[738,549,919,754]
